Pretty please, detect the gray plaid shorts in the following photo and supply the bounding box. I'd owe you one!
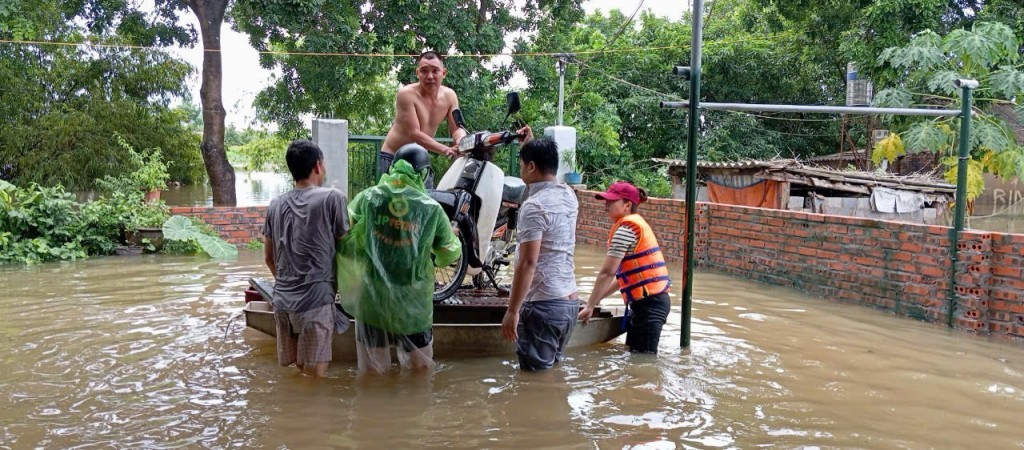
[275,303,336,367]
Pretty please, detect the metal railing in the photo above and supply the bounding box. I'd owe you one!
[348,135,519,195]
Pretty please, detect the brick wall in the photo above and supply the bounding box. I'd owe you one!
[173,194,1024,341]
[575,189,1024,342]
[988,233,1024,336]
[169,206,267,245]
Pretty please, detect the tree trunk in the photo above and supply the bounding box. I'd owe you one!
[189,0,236,206]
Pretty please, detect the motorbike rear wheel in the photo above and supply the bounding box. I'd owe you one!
[473,225,515,290]
[434,231,470,303]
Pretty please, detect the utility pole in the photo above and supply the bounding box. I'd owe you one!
[668,0,704,349]
[556,53,572,126]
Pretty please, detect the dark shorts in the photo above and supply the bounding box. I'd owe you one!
[626,292,671,354]
[379,151,434,189]
[515,299,578,371]
[357,322,433,352]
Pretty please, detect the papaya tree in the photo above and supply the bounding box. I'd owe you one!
[873,21,1024,200]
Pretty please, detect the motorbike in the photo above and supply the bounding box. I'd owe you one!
[430,92,529,302]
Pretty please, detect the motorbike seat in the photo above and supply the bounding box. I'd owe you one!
[502,177,528,205]
[427,189,458,218]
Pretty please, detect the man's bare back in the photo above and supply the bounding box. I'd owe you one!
[381,83,461,156]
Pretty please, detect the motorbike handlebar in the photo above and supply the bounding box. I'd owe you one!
[456,130,526,154]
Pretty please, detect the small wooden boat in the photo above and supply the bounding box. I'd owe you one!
[243,278,626,361]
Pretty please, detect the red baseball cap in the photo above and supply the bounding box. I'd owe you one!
[595,181,641,205]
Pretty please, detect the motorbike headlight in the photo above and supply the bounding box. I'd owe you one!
[458,134,476,152]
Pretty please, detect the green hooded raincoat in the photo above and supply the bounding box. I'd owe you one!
[337,160,462,335]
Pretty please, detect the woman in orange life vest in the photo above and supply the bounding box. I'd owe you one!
[578,181,672,353]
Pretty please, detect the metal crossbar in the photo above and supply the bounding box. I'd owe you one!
[659,101,965,117]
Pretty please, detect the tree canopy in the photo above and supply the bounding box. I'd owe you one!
[232,0,583,136]
[0,0,204,190]
[3,0,1023,200]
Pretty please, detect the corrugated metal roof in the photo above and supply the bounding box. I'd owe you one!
[760,166,955,194]
[807,150,866,162]
[653,157,954,196]
[652,158,796,169]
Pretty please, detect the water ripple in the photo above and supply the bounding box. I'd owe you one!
[0,247,1023,448]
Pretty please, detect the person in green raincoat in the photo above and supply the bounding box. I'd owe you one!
[337,143,461,374]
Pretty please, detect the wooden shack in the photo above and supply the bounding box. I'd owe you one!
[655,158,955,225]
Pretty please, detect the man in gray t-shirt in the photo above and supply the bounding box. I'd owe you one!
[502,128,580,371]
[263,140,349,377]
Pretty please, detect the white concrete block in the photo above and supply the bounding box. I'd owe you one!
[312,119,349,196]
[544,126,577,183]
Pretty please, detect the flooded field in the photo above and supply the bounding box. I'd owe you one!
[2,246,1023,448]
[160,171,292,207]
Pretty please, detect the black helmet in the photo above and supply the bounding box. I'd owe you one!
[394,144,431,173]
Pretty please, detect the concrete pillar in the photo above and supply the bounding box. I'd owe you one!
[312,119,349,196]
[544,126,577,184]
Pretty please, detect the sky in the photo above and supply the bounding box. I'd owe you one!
[169,0,685,128]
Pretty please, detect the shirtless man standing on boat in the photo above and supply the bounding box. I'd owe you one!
[378,51,468,188]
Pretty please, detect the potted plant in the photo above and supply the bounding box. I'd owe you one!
[104,135,169,203]
[134,148,170,204]
[124,203,169,252]
[561,148,583,185]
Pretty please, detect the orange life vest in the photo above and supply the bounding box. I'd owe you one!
[608,214,671,303]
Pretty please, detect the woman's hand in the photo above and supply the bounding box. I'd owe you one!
[578,306,595,324]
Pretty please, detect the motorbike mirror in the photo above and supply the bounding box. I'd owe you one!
[452,108,467,130]
[506,92,521,116]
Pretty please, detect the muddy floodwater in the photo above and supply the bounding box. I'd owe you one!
[160,171,292,207]
[2,246,1024,448]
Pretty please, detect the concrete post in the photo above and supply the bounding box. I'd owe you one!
[312,119,349,196]
[544,126,577,184]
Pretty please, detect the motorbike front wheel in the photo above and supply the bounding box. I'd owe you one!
[434,231,470,303]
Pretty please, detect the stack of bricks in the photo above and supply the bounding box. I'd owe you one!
[955,231,992,333]
[168,206,268,245]
[574,189,1024,342]
[987,233,1024,338]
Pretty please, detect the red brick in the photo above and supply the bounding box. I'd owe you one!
[919,266,945,278]
[904,284,932,296]
[900,242,924,253]
[992,266,1023,279]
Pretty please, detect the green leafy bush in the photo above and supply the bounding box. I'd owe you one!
[246,238,265,250]
[0,181,89,263]
[73,193,132,256]
[235,133,290,173]
[126,202,170,230]
[0,177,228,264]
[96,136,170,193]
